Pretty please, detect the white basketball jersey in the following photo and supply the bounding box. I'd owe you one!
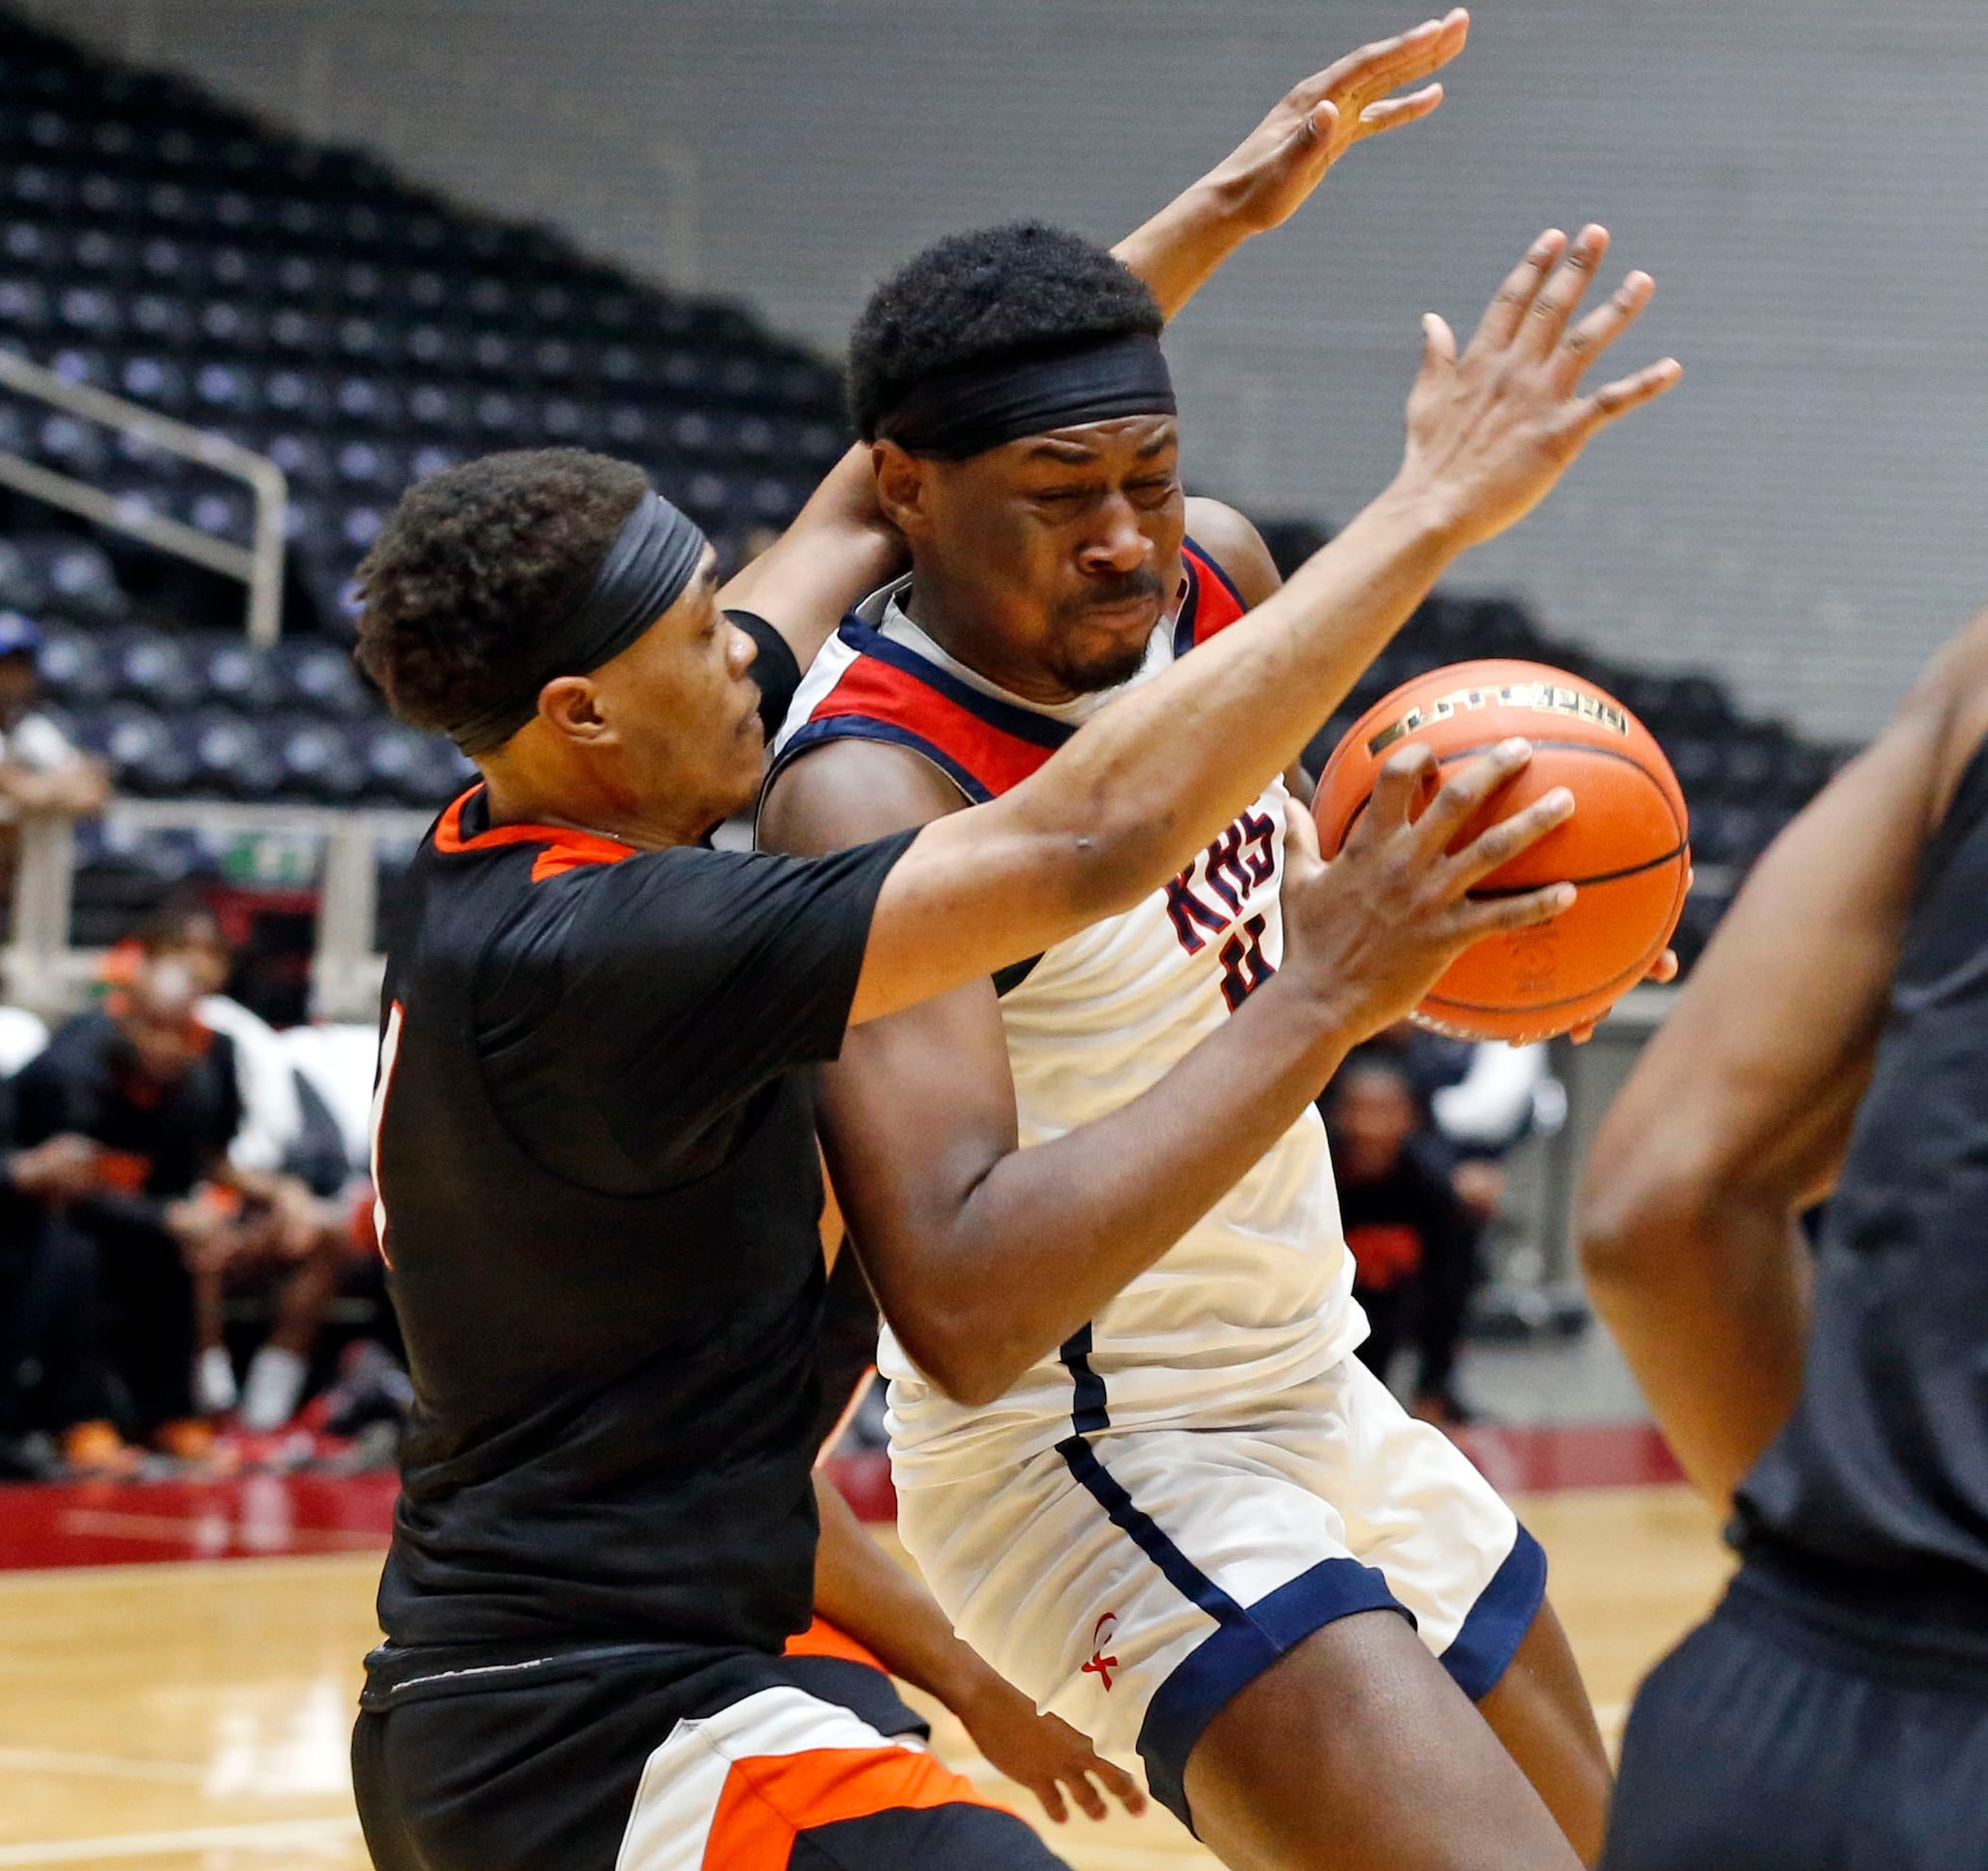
[767,549,1363,1483]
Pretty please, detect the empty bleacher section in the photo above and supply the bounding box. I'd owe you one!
[0,6,1848,1004]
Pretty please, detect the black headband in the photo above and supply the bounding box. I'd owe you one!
[874,332,1176,460]
[446,488,708,757]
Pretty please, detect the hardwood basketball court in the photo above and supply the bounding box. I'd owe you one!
[0,1438,1729,1870]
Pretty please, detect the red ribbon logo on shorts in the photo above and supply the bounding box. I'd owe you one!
[1082,1612,1120,1692]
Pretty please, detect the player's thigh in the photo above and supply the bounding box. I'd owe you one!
[1183,1606,1583,1871]
[1478,1595,1610,1864]
[1605,1589,1988,1871]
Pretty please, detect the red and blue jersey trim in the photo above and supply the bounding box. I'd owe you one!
[1171,536,1249,660]
[775,540,1249,807]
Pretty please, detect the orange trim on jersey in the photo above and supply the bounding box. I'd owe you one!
[92,1149,151,1195]
[432,787,636,883]
[703,1743,1009,1867]
[781,1617,888,1671]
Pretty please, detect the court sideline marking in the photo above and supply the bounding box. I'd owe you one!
[0,1816,362,1864]
[0,1746,204,1784]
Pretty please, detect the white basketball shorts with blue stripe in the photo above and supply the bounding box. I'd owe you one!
[894,1353,1546,1828]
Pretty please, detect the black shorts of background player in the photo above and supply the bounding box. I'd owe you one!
[1579,613,1988,1869]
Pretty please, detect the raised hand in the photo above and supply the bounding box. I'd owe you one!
[1206,10,1472,236]
[1396,224,1681,550]
[1280,739,1577,1044]
[1113,11,1472,319]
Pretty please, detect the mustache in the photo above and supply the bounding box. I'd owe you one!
[1055,568,1168,622]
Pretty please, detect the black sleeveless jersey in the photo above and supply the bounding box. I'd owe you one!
[365,787,910,1671]
[1736,741,1988,1640]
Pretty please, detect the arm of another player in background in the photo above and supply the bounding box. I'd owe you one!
[717,13,1471,669]
[1578,613,1988,1507]
[810,1473,1145,1823]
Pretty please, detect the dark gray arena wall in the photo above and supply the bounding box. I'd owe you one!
[37,0,1988,743]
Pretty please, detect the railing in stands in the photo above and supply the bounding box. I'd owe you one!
[4,802,429,1024]
[0,348,288,646]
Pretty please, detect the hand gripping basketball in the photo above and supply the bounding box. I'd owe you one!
[1314,661,1692,1040]
[1277,736,1576,1048]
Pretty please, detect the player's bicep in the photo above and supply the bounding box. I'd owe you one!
[761,740,1061,1026]
[1593,677,1952,1211]
[818,973,1020,1328]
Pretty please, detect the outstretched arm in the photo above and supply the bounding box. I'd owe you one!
[718,12,1473,668]
[1579,615,1988,1505]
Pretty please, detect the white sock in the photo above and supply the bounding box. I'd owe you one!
[195,1346,238,1415]
[240,1346,308,1432]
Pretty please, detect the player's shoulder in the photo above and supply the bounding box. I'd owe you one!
[760,733,964,860]
[1182,496,1280,609]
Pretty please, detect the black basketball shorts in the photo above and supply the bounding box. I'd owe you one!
[1603,1564,1988,1870]
[353,1641,1070,1871]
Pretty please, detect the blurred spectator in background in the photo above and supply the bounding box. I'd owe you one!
[0,612,109,935]
[125,905,350,1190]
[1323,1048,1481,1427]
[14,959,235,1459]
[1423,1038,1562,1242]
[0,1106,118,1476]
[114,905,356,1431]
[0,613,108,819]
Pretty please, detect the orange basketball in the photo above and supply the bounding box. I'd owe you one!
[1313,659,1689,1043]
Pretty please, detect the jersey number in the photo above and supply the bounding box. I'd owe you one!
[1219,915,1275,1012]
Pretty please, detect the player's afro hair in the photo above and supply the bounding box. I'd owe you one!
[848,222,1163,440]
[353,448,647,739]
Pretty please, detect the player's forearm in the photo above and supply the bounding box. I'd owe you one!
[1111,175,1262,323]
[716,445,904,668]
[863,974,1359,1406]
[809,1471,997,1712]
[1582,1190,1809,1506]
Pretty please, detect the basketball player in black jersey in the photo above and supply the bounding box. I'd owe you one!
[1578,616,1988,1869]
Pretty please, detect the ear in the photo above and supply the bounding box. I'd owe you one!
[871,439,936,540]
[536,674,611,745]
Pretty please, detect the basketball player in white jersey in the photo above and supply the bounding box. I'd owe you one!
[759,211,1676,1865]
